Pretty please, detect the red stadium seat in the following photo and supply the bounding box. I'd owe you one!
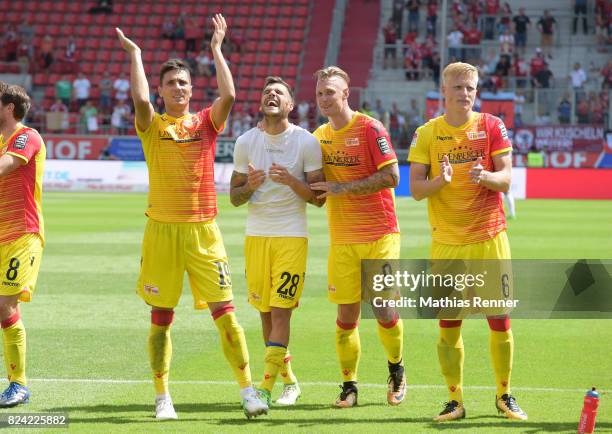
[271,54,284,65]
[286,54,300,65]
[33,73,47,87]
[258,53,271,64]
[254,65,268,77]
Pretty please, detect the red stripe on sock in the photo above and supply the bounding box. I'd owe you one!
[487,316,510,331]
[1,312,20,329]
[151,310,174,326]
[439,319,462,328]
[211,304,235,320]
[336,319,358,330]
[377,316,399,329]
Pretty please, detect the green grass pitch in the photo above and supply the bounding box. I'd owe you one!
[3,193,611,433]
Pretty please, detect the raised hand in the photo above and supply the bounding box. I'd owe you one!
[115,28,141,54]
[210,14,227,51]
[440,154,453,184]
[247,163,265,191]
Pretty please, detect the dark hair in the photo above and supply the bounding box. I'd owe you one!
[159,58,192,85]
[263,76,294,102]
[0,85,31,121]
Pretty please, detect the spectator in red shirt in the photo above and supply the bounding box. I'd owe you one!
[513,54,528,88]
[602,59,612,89]
[463,23,482,63]
[426,0,438,37]
[483,0,500,39]
[530,48,547,77]
[383,19,398,69]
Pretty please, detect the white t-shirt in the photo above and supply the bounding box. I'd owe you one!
[73,78,91,99]
[233,123,322,237]
[114,78,130,101]
[570,69,587,88]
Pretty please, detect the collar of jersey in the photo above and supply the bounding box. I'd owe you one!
[330,111,360,134]
[441,111,477,131]
[161,112,191,122]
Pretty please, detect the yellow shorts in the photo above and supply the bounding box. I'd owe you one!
[0,233,43,302]
[431,231,512,317]
[328,232,400,304]
[245,236,307,312]
[136,219,233,309]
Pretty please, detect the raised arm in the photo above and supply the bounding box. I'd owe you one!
[209,14,235,130]
[116,28,154,131]
[310,162,399,199]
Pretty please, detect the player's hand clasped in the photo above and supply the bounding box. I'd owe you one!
[211,14,227,50]
[115,28,140,54]
[310,181,341,199]
[469,156,487,185]
[268,163,295,186]
[440,154,453,184]
[247,163,265,191]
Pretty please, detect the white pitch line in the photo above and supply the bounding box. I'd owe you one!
[25,378,597,393]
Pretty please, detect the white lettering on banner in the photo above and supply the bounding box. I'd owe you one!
[47,139,93,159]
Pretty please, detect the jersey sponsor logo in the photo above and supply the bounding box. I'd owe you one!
[264,146,284,154]
[345,137,359,147]
[323,150,361,167]
[13,134,28,150]
[1,281,19,287]
[437,148,486,164]
[498,122,509,140]
[410,133,418,147]
[320,139,332,144]
[467,131,487,140]
[376,136,391,154]
[328,285,336,292]
[436,135,453,141]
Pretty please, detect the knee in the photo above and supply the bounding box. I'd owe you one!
[337,303,360,324]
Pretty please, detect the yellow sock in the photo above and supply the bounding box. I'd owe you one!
[279,348,298,385]
[259,344,287,392]
[377,317,403,364]
[213,307,251,388]
[489,329,513,397]
[336,320,360,382]
[148,323,172,395]
[437,321,464,402]
[2,316,26,386]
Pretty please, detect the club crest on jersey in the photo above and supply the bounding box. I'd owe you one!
[467,131,487,140]
[13,134,28,150]
[345,137,359,147]
[376,136,391,154]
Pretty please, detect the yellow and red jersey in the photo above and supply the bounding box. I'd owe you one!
[0,126,45,245]
[136,107,223,223]
[314,112,399,245]
[408,112,512,245]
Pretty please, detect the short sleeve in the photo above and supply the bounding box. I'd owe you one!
[233,134,249,174]
[407,125,431,165]
[364,119,397,170]
[136,112,158,154]
[6,130,41,163]
[201,106,224,134]
[302,132,323,173]
[487,115,513,157]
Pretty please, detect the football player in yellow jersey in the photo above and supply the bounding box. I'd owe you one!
[0,84,45,408]
[310,67,406,408]
[408,62,527,421]
[116,14,268,420]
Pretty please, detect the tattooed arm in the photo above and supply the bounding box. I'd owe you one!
[310,162,399,199]
[229,164,265,207]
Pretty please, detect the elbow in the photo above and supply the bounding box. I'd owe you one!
[223,91,236,104]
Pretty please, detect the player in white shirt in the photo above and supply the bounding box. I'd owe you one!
[230,76,324,408]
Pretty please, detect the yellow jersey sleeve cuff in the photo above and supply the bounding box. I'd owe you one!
[377,159,397,170]
[407,155,430,165]
[209,110,225,133]
[491,147,512,157]
[6,152,28,164]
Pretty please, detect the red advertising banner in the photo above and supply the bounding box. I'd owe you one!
[526,168,612,199]
[513,125,605,153]
[480,99,514,129]
[45,135,109,160]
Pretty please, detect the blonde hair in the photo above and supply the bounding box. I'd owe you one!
[442,62,478,85]
[313,66,350,85]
